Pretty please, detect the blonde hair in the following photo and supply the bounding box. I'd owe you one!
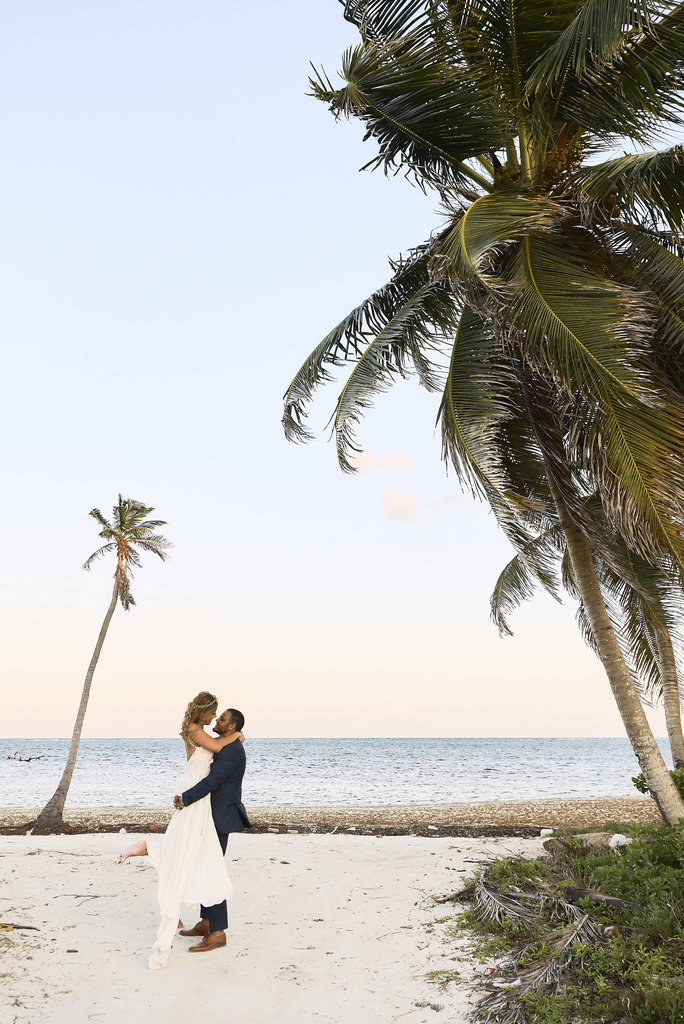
[180,691,218,741]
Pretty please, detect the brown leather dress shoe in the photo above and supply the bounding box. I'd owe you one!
[179,918,210,937]
[189,930,226,953]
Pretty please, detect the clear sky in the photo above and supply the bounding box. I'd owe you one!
[1,1,671,739]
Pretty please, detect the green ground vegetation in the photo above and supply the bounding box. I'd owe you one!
[456,826,684,1024]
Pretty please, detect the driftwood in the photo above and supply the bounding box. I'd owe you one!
[6,752,44,762]
[0,922,39,931]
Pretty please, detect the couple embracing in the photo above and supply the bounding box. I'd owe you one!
[120,692,250,969]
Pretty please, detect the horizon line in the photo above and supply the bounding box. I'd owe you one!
[1,735,668,741]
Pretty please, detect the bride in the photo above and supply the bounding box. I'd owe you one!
[119,691,244,969]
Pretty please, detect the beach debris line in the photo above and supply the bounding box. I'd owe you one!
[0,797,663,837]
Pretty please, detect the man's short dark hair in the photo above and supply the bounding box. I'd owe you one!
[227,708,245,732]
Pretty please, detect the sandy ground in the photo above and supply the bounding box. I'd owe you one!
[0,832,548,1024]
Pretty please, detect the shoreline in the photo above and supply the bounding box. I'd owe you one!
[1,795,660,836]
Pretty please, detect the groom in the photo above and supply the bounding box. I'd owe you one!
[173,707,251,953]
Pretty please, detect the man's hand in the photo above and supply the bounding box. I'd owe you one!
[173,795,184,810]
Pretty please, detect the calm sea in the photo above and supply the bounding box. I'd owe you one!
[0,737,669,808]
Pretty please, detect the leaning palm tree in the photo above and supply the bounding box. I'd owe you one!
[490,509,684,769]
[283,0,684,821]
[34,496,171,829]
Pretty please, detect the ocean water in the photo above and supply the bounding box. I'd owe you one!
[0,737,670,808]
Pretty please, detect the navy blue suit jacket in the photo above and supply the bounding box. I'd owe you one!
[182,740,251,835]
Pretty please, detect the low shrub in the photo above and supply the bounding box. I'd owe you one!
[454,824,684,1023]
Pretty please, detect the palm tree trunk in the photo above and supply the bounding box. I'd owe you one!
[654,621,684,769]
[549,484,684,824]
[34,579,119,829]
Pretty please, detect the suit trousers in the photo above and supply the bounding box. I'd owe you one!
[201,833,229,931]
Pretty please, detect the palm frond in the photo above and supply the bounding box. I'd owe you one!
[507,230,646,390]
[551,2,684,141]
[568,383,684,568]
[89,507,111,531]
[341,0,439,46]
[506,231,684,567]
[616,576,662,698]
[438,304,508,496]
[478,914,604,1024]
[474,869,539,931]
[82,543,116,571]
[433,190,562,289]
[492,400,560,531]
[491,552,539,636]
[130,537,172,561]
[283,240,454,444]
[490,525,564,636]
[309,35,504,193]
[614,224,684,373]
[331,280,452,471]
[528,0,653,87]
[452,0,581,109]
[438,309,564,592]
[574,146,684,231]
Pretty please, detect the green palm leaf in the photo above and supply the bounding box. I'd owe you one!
[342,0,439,45]
[451,0,580,104]
[551,2,684,140]
[617,223,684,308]
[574,146,684,231]
[437,304,509,498]
[528,0,652,87]
[506,231,684,566]
[614,224,684,370]
[507,231,644,388]
[437,306,559,586]
[433,190,562,289]
[331,280,453,471]
[490,524,564,635]
[283,242,456,444]
[309,36,502,192]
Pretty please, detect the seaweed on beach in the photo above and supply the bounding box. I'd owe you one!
[456,825,684,1024]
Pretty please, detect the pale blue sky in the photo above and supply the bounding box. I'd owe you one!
[1,2,669,738]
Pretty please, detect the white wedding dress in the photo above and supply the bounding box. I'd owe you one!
[146,745,233,970]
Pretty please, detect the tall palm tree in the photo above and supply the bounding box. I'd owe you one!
[283,0,684,821]
[34,496,171,829]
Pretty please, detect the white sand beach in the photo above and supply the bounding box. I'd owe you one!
[0,832,547,1024]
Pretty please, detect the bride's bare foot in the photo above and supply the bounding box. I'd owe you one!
[118,839,148,863]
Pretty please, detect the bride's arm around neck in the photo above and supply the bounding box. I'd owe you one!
[187,725,243,754]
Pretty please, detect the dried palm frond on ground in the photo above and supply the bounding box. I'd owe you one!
[454,824,684,1023]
